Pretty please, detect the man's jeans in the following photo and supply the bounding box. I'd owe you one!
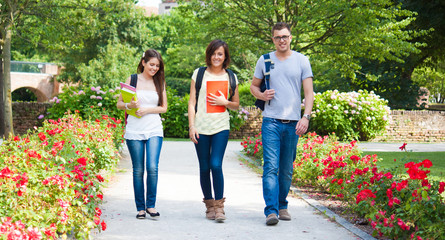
[261,117,299,216]
[194,130,229,200]
[126,137,163,211]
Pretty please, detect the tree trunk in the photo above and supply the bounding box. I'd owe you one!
[0,29,5,138]
[1,26,14,138]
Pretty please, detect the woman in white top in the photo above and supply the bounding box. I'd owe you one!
[188,39,240,222]
[117,49,167,219]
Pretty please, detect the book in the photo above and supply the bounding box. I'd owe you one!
[120,82,140,118]
[206,80,228,113]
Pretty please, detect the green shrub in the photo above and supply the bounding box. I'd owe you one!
[238,82,256,107]
[166,77,190,97]
[46,85,122,122]
[310,89,390,141]
[162,88,190,138]
[45,85,124,148]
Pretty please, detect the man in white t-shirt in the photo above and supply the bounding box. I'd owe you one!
[250,22,314,226]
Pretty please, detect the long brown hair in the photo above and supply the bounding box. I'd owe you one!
[137,49,165,106]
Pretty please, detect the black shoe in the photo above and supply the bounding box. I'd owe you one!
[146,208,160,218]
[136,212,146,219]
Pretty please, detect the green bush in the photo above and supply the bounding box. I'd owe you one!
[162,88,190,138]
[310,89,390,141]
[45,85,124,148]
[238,82,256,107]
[166,77,190,97]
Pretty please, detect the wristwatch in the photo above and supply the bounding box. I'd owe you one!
[303,114,311,120]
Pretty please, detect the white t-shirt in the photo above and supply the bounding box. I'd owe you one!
[124,90,163,140]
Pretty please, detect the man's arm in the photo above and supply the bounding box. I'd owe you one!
[295,77,314,135]
[250,76,275,101]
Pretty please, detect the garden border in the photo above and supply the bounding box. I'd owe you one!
[236,152,377,240]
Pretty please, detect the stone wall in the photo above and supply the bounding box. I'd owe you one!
[230,108,445,143]
[12,102,52,135]
[372,110,445,142]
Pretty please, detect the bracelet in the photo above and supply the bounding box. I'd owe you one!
[125,103,130,110]
[189,125,195,130]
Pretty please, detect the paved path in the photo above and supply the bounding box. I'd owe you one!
[358,142,445,152]
[94,141,362,240]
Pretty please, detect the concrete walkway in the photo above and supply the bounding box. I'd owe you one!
[94,141,362,240]
[358,142,445,152]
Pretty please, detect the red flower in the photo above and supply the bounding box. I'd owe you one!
[38,132,47,141]
[96,174,105,182]
[95,207,102,216]
[399,143,407,151]
[396,180,408,191]
[94,216,100,225]
[422,159,432,168]
[97,193,104,200]
[356,189,376,204]
[77,157,87,166]
[101,221,107,231]
[439,182,445,194]
[13,136,20,141]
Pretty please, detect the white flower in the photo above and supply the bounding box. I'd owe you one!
[333,106,338,110]
[344,110,348,114]
[366,117,372,121]
[98,103,102,107]
[330,95,337,100]
[109,89,115,93]
[351,110,356,114]
[78,90,85,95]
[90,95,97,99]
[383,116,387,121]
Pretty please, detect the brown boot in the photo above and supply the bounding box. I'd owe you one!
[203,198,216,220]
[214,197,226,222]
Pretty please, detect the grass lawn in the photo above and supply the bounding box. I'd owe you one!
[363,151,445,179]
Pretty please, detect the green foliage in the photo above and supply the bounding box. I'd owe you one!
[166,77,190,97]
[11,88,37,102]
[412,60,445,104]
[238,82,256,107]
[310,90,390,141]
[77,42,140,88]
[229,107,250,131]
[46,85,122,121]
[162,88,190,138]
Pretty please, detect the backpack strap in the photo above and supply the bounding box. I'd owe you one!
[195,67,207,113]
[226,68,236,101]
[130,74,138,87]
[263,53,271,89]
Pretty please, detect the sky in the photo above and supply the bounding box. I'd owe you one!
[135,0,162,7]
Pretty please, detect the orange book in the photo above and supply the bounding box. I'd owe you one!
[206,80,228,113]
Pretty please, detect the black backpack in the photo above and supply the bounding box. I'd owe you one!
[194,67,236,112]
[254,53,272,111]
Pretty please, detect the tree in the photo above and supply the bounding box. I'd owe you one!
[179,0,418,83]
[1,0,144,137]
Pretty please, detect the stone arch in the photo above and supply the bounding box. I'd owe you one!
[11,87,48,102]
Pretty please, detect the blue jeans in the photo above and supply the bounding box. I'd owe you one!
[194,130,229,200]
[261,117,299,216]
[126,137,163,211]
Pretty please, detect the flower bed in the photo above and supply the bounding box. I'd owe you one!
[241,133,445,239]
[0,114,122,239]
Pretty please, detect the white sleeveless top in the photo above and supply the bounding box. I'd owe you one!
[124,90,163,140]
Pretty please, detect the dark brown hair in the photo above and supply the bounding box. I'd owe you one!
[137,49,165,106]
[205,39,230,69]
[272,22,291,36]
